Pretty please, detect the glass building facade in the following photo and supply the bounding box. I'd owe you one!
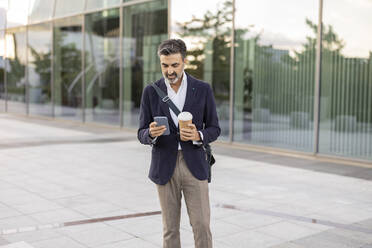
[0,0,371,162]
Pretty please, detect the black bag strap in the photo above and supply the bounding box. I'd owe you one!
[151,83,181,116]
[151,82,215,182]
[151,82,214,162]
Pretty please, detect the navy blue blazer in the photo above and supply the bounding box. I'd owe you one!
[137,73,221,185]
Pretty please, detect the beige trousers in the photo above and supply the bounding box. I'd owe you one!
[156,151,212,248]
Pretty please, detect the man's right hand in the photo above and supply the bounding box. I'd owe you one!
[149,122,166,138]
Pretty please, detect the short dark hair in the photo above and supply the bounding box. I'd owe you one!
[157,39,187,59]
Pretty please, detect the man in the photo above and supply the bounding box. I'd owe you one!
[137,39,220,248]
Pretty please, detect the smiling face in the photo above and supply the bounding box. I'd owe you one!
[160,53,185,84]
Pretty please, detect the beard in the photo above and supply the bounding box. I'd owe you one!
[164,74,180,84]
[163,67,184,85]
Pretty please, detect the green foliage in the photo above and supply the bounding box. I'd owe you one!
[29,46,51,85]
[176,1,233,97]
[8,57,25,86]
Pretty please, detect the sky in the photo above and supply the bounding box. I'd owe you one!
[171,0,372,58]
[0,0,371,58]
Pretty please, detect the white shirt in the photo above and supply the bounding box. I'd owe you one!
[153,72,203,150]
[165,71,188,129]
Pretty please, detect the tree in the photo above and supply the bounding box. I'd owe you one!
[176,0,233,99]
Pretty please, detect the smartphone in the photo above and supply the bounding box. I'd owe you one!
[154,116,170,136]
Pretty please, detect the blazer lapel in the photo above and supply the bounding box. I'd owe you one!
[182,73,197,112]
[157,79,178,131]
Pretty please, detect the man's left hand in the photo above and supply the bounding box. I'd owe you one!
[180,123,201,141]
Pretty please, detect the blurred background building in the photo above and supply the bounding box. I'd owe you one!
[0,0,371,162]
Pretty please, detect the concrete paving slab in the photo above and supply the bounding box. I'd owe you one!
[215,229,284,248]
[97,238,159,248]
[30,236,87,248]
[292,231,368,248]
[1,114,372,247]
[0,242,35,248]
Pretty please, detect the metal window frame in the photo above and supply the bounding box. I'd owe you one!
[26,21,54,117]
[228,0,325,154]
[82,14,86,122]
[84,0,88,11]
[0,0,162,118]
[25,25,29,115]
[119,6,124,127]
[4,16,7,112]
[82,7,122,127]
[3,0,7,111]
[51,15,85,121]
[0,0,324,136]
[4,26,30,114]
[26,0,31,115]
[51,21,55,117]
[51,0,57,118]
[52,0,57,19]
[167,0,171,38]
[6,0,154,29]
[228,0,236,143]
[5,0,370,163]
[313,0,323,154]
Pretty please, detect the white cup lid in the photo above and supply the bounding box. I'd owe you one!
[178,111,193,121]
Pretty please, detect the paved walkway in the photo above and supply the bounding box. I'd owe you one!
[0,113,372,248]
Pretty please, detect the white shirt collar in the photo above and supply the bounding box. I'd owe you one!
[165,71,187,95]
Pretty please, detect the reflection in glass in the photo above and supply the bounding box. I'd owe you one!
[234,0,317,151]
[54,0,85,18]
[7,0,29,28]
[0,30,5,112]
[28,0,54,24]
[85,9,120,125]
[122,0,168,127]
[0,1,7,30]
[319,0,372,160]
[28,23,52,116]
[53,16,83,120]
[171,0,232,139]
[86,0,121,11]
[6,28,27,114]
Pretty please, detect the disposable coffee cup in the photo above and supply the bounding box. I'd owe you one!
[178,112,193,130]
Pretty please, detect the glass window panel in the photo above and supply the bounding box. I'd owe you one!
[7,0,29,28]
[0,1,8,30]
[85,9,120,125]
[319,0,372,161]
[53,16,83,121]
[171,0,232,140]
[234,0,318,151]
[0,30,5,111]
[122,0,168,128]
[6,27,27,114]
[29,0,54,24]
[28,23,52,116]
[86,0,121,11]
[54,0,84,18]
